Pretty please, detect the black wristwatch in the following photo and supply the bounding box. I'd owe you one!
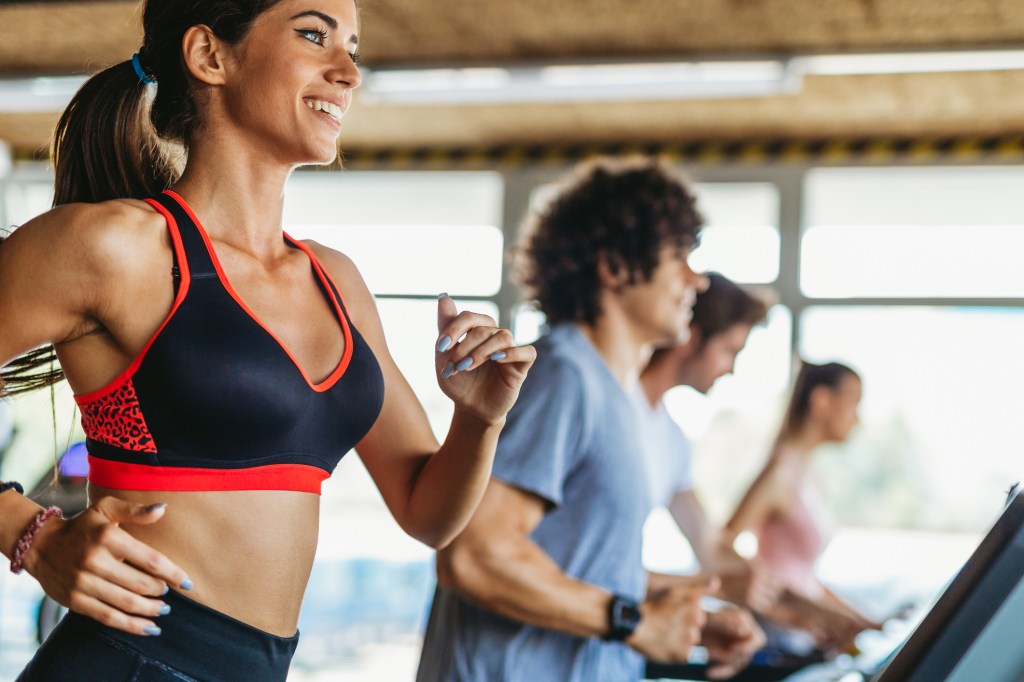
[604,594,642,641]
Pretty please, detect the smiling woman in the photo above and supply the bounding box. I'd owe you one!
[0,1,535,681]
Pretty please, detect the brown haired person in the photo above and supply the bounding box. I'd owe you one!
[0,2,535,680]
[637,273,777,604]
[725,361,882,652]
[417,158,761,681]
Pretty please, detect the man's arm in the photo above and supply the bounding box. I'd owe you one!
[666,488,782,612]
[437,478,706,663]
[667,489,722,568]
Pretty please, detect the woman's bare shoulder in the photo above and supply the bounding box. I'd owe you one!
[2,199,174,317]
[11,199,167,264]
[300,241,372,300]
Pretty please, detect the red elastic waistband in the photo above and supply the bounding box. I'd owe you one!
[87,456,329,494]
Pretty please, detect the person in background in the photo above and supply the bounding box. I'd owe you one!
[725,361,881,651]
[418,157,763,682]
[636,272,777,612]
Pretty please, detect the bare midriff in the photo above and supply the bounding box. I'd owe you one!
[89,484,321,637]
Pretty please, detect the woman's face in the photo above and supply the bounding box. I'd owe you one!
[822,374,862,442]
[219,0,361,165]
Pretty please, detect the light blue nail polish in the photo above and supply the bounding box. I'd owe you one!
[180,578,193,591]
[436,335,452,352]
[441,362,455,380]
[437,292,448,299]
[456,357,473,372]
[144,626,162,636]
[490,351,507,362]
[161,584,169,596]
[158,603,171,616]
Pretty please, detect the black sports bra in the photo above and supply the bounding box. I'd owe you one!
[74,190,385,493]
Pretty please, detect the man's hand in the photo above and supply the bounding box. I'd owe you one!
[717,559,783,613]
[702,605,766,680]
[627,584,708,663]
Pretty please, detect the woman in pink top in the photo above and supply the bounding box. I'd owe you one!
[726,361,879,651]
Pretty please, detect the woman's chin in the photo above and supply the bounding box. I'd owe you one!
[300,146,340,167]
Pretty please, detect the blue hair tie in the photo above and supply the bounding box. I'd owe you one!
[132,52,156,85]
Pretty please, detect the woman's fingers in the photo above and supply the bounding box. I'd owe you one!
[74,569,169,620]
[98,520,191,591]
[435,311,498,354]
[489,343,537,367]
[440,327,514,377]
[90,550,172,600]
[68,592,163,637]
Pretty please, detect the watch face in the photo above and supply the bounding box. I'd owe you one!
[612,598,642,630]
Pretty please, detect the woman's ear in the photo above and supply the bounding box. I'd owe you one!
[181,24,229,86]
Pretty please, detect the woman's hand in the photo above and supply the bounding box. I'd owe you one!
[434,294,536,425]
[22,497,192,636]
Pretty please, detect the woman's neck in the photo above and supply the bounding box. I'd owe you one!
[777,425,827,459]
[171,134,296,259]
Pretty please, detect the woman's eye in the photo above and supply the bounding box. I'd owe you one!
[296,28,327,45]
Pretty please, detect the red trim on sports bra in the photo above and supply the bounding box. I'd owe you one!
[87,456,330,494]
[283,233,356,366]
[164,190,352,393]
[75,199,193,405]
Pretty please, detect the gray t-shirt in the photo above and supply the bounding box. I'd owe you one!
[632,387,693,507]
[417,323,654,681]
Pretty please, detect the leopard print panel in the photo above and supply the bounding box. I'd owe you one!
[80,379,158,453]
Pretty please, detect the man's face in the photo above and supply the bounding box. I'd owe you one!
[687,323,754,394]
[617,244,709,347]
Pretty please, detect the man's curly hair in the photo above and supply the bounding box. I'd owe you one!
[516,157,703,326]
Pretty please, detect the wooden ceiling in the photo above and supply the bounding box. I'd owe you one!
[1,0,1023,155]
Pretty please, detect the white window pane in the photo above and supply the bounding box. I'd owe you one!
[800,306,1024,531]
[802,167,1024,298]
[284,171,504,296]
[3,163,54,227]
[513,303,547,344]
[688,225,780,284]
[285,171,504,226]
[288,223,503,296]
[803,225,1024,298]
[690,182,780,283]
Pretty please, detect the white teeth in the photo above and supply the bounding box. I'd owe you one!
[305,99,342,121]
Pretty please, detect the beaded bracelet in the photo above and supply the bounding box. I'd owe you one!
[0,481,24,496]
[10,507,63,575]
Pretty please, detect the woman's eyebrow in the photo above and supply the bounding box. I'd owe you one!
[290,10,338,29]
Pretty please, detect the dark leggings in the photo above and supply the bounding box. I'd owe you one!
[17,589,299,682]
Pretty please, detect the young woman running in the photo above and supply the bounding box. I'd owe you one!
[0,1,534,679]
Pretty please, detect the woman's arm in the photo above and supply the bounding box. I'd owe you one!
[1,202,191,635]
[724,453,790,540]
[310,245,535,548]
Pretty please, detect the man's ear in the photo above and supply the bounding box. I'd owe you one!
[808,385,833,418]
[596,252,627,292]
[181,24,230,86]
[682,324,702,352]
